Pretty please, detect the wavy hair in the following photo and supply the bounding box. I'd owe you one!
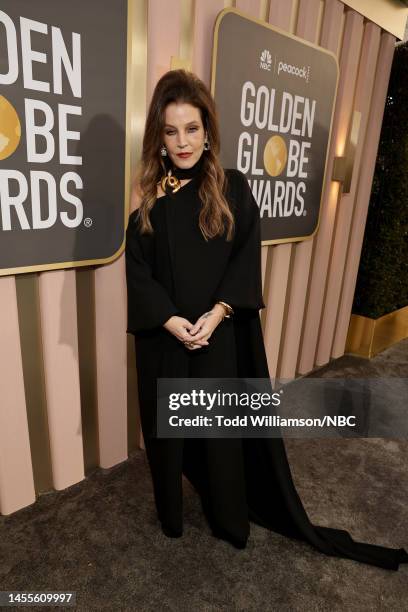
[134,69,234,241]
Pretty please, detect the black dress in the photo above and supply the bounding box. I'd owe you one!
[125,168,408,571]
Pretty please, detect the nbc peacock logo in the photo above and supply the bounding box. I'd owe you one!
[259,49,272,71]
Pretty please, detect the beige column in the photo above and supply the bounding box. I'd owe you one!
[0,277,35,514]
[38,270,84,489]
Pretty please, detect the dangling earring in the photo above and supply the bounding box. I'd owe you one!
[203,138,210,151]
[160,145,167,157]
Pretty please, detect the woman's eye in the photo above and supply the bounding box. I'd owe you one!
[165,127,198,136]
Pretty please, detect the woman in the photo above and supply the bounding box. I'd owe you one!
[125,69,407,570]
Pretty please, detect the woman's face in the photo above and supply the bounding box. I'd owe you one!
[162,102,206,169]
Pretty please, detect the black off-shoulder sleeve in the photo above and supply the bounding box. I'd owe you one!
[212,169,265,312]
[125,210,179,334]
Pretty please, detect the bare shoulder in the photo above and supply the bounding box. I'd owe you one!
[130,161,145,213]
[131,172,165,207]
[130,179,143,212]
[156,181,166,199]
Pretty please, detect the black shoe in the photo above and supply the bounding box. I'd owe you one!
[212,527,248,549]
[161,524,183,538]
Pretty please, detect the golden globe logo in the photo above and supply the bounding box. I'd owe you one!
[0,96,21,159]
[0,9,83,231]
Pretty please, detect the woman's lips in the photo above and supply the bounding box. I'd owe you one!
[177,152,192,158]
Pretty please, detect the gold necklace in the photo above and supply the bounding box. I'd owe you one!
[161,170,181,194]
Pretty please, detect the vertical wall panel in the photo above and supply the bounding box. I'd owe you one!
[264,245,293,381]
[332,32,396,357]
[235,0,262,17]
[16,274,53,492]
[261,247,268,293]
[192,0,225,81]
[94,258,128,468]
[76,268,99,473]
[298,5,362,374]
[146,0,182,101]
[268,0,294,28]
[0,278,35,514]
[38,270,84,490]
[316,20,381,365]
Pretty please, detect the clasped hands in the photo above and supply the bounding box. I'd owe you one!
[163,303,227,350]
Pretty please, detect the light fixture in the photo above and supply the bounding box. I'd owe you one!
[332,110,362,194]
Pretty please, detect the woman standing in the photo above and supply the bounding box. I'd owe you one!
[125,69,407,570]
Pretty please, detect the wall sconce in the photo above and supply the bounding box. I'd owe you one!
[170,56,191,70]
[332,110,362,194]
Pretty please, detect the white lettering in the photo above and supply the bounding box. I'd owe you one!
[25,98,55,163]
[52,27,81,97]
[0,10,19,84]
[58,104,82,164]
[31,171,57,229]
[0,170,30,230]
[20,17,50,92]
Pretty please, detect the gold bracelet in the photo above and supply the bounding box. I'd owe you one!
[216,301,234,319]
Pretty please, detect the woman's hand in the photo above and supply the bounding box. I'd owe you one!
[187,304,225,346]
[163,315,209,350]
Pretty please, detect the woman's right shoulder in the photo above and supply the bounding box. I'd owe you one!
[130,176,143,211]
[127,172,144,231]
[130,172,163,209]
[128,207,140,223]
[127,181,141,229]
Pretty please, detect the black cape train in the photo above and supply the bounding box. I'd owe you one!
[125,168,408,570]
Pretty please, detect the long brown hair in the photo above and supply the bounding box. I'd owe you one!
[135,69,234,241]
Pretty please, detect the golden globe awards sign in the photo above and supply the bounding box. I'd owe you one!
[212,9,339,244]
[0,0,128,275]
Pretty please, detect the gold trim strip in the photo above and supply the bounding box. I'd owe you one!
[179,0,195,63]
[346,305,408,358]
[126,0,148,453]
[170,57,192,70]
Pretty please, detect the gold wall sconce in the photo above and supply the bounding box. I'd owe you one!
[170,56,191,70]
[332,109,362,194]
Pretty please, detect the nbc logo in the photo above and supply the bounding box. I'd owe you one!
[260,49,272,71]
